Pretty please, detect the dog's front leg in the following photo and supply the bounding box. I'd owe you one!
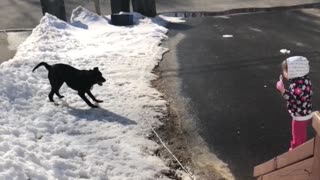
[87,91,103,103]
[78,91,98,108]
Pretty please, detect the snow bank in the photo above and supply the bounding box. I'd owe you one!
[0,7,179,180]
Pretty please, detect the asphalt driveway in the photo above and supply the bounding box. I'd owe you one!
[160,9,320,179]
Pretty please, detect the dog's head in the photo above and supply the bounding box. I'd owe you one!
[91,67,106,86]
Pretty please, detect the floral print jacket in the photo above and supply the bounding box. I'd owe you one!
[283,75,313,121]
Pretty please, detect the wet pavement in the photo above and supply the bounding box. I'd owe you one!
[156,0,320,13]
[161,9,320,179]
[1,0,319,29]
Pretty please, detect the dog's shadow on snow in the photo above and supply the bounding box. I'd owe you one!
[67,106,137,126]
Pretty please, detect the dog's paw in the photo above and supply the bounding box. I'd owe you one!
[58,95,65,99]
[91,105,99,108]
[95,99,103,103]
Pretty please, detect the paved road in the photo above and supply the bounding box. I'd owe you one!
[160,9,320,179]
[156,0,320,12]
[1,0,320,29]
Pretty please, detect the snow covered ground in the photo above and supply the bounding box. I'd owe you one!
[0,7,184,180]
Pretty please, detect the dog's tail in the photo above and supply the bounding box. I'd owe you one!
[32,62,51,72]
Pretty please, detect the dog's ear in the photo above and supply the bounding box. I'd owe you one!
[94,67,99,71]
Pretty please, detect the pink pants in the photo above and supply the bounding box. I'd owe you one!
[290,119,311,150]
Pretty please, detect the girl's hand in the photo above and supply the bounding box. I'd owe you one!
[276,75,285,94]
[276,80,285,95]
[276,80,284,90]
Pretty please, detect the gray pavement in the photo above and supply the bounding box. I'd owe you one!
[160,9,320,179]
[1,0,320,29]
[156,0,320,12]
[0,0,42,29]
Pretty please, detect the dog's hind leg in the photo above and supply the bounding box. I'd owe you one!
[78,91,98,108]
[48,84,63,102]
[87,90,103,103]
[48,74,63,102]
[54,80,64,99]
[48,89,55,102]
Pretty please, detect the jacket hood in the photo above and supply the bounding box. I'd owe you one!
[287,56,309,79]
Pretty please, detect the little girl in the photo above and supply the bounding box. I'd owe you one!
[276,56,312,150]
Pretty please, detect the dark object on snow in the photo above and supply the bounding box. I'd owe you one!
[132,0,156,17]
[111,0,130,14]
[32,62,106,108]
[111,14,134,26]
[40,0,66,21]
[93,0,101,15]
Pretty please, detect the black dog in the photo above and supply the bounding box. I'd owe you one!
[32,62,106,108]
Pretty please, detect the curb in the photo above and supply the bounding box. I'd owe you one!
[0,28,33,33]
[159,2,320,17]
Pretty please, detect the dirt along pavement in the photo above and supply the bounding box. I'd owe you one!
[157,8,320,180]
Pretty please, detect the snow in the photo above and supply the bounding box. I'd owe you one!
[157,15,186,24]
[0,7,182,180]
[249,27,262,32]
[222,34,233,38]
[280,49,291,54]
[7,32,31,51]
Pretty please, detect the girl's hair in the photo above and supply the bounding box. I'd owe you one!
[282,60,288,73]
